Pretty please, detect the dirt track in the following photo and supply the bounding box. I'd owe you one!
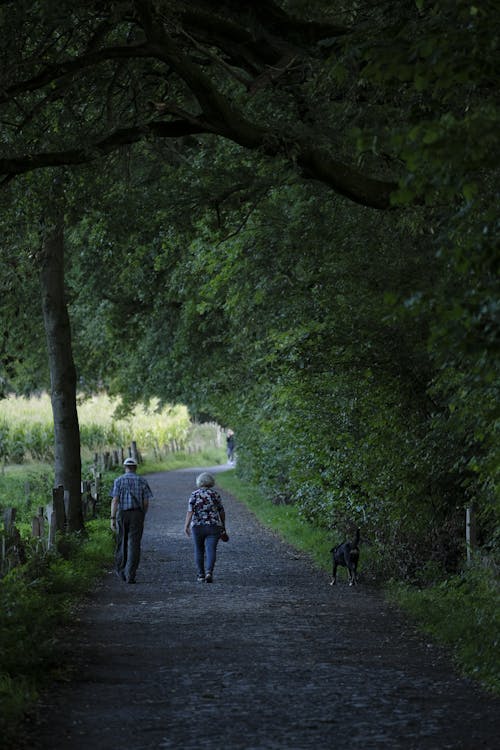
[21,466,500,749]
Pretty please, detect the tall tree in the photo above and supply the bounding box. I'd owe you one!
[40,205,83,532]
[0,172,84,530]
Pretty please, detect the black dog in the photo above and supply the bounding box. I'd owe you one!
[330,529,360,586]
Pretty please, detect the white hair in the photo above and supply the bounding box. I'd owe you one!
[196,472,215,488]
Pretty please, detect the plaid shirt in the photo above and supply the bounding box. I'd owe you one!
[111,473,153,511]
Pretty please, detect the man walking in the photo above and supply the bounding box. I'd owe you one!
[110,457,153,583]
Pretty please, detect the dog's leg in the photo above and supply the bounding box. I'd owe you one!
[349,559,358,586]
[330,561,337,586]
[345,549,356,586]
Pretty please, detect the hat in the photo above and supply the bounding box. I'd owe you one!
[123,457,138,466]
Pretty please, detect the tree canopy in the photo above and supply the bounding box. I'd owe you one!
[0,0,425,206]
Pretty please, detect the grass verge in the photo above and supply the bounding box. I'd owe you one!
[139,447,226,475]
[387,567,500,694]
[216,470,332,573]
[0,521,114,745]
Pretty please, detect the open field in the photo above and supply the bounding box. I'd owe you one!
[0,393,223,464]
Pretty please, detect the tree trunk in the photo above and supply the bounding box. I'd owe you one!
[40,216,83,532]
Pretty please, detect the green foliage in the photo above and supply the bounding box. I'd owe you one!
[0,469,53,524]
[352,0,500,539]
[0,674,38,740]
[0,521,113,741]
[388,563,500,694]
[357,0,499,205]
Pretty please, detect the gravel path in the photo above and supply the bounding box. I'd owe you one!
[22,466,499,750]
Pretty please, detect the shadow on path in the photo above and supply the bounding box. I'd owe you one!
[23,466,500,749]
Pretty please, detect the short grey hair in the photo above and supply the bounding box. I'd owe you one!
[196,472,215,488]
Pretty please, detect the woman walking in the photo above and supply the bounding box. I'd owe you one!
[184,472,227,583]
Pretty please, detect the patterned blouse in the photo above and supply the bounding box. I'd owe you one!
[188,488,224,527]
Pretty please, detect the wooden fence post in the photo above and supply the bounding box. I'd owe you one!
[47,507,57,549]
[38,505,45,539]
[1,507,26,570]
[81,480,97,518]
[81,480,88,518]
[130,441,139,463]
[3,506,16,533]
[1,508,17,574]
[91,472,101,512]
[31,506,46,549]
[466,506,476,564]
[31,515,42,538]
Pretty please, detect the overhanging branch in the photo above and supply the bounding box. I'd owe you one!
[0,43,154,104]
[0,120,207,177]
[0,3,399,208]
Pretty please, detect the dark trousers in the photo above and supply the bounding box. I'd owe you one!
[115,509,144,582]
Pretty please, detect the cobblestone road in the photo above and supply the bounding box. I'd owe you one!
[23,466,500,749]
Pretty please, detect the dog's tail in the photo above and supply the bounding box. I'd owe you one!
[353,528,360,546]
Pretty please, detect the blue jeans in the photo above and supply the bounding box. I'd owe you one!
[191,525,220,576]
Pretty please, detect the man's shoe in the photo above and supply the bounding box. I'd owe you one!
[196,574,205,582]
[115,569,126,581]
[205,572,213,583]
[127,578,136,584]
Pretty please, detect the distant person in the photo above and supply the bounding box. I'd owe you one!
[226,430,235,463]
[110,457,153,584]
[184,472,227,583]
